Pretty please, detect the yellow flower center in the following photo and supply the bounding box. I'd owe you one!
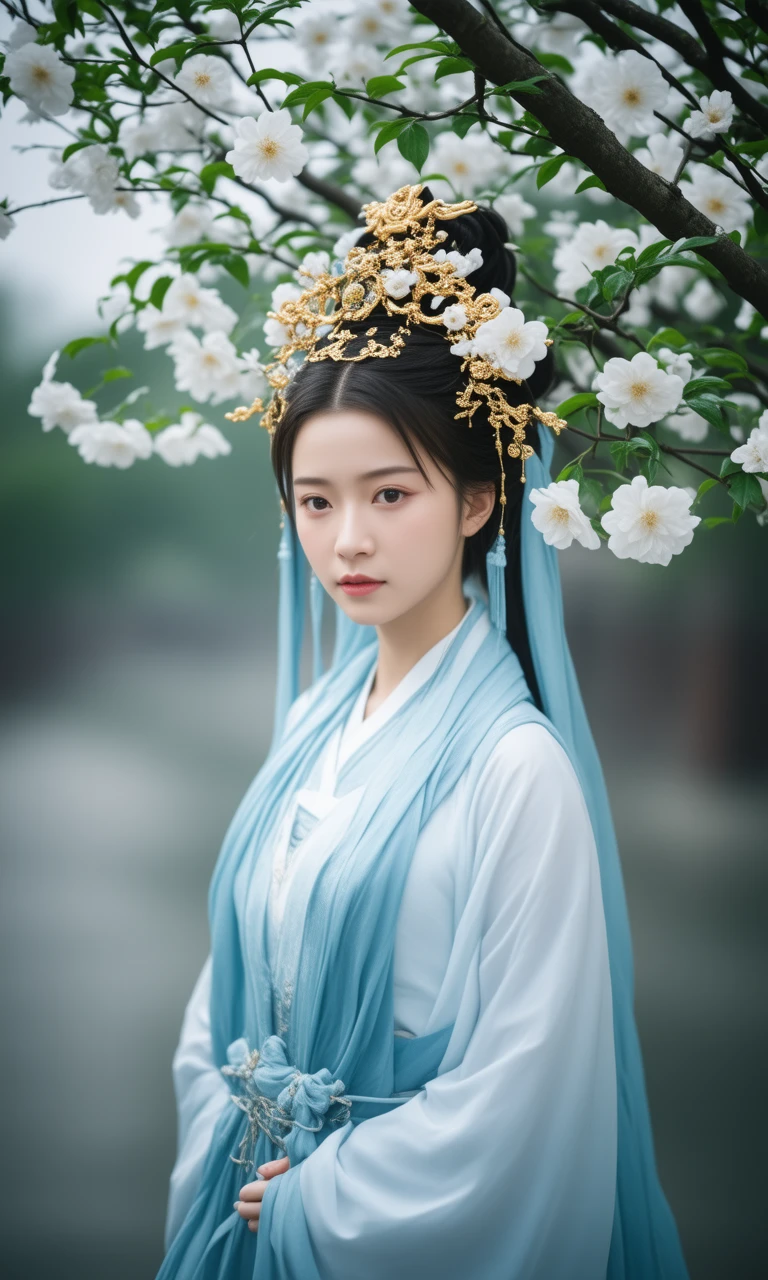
[639,509,659,531]
[503,330,523,352]
[32,65,52,85]
[707,108,723,123]
[258,138,281,160]
[362,18,380,33]
[203,353,220,367]
[622,87,641,106]
[184,293,200,308]
[706,196,726,215]
[453,160,468,175]
[312,32,328,44]
[551,505,571,524]
[629,379,649,400]
[593,244,609,261]
[194,72,212,88]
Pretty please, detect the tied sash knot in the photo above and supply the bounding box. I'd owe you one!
[221,1035,352,1169]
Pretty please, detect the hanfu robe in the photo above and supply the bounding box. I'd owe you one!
[164,600,617,1278]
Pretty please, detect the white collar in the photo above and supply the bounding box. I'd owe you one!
[335,596,488,774]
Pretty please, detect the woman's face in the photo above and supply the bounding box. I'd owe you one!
[291,409,493,626]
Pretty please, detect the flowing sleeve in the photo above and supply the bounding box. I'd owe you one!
[296,720,617,1280]
[164,953,231,1252]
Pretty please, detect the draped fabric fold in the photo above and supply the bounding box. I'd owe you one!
[158,422,688,1280]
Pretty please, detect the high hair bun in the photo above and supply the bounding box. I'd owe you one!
[424,185,517,299]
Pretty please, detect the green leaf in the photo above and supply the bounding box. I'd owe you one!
[671,235,720,252]
[694,477,720,504]
[574,174,606,194]
[149,41,195,69]
[683,376,733,397]
[149,275,173,309]
[536,153,573,189]
[373,116,411,155]
[556,460,584,483]
[386,39,458,60]
[702,515,734,529]
[61,139,92,163]
[199,160,234,195]
[102,366,132,383]
[686,395,729,429]
[282,80,334,108]
[78,0,104,16]
[753,205,768,240]
[727,471,763,508]
[397,121,430,171]
[558,311,586,326]
[451,112,480,138]
[556,392,598,417]
[647,326,687,351]
[523,135,555,157]
[699,347,748,374]
[302,84,334,119]
[601,267,634,301]
[579,477,604,510]
[246,68,303,87]
[434,56,473,80]
[489,75,547,96]
[610,441,631,471]
[365,75,406,97]
[62,335,111,359]
[222,254,249,287]
[110,259,154,292]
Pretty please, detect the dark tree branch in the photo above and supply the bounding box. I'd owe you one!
[410,0,768,317]
[294,169,360,221]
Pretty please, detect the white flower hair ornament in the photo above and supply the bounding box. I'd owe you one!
[225,184,567,630]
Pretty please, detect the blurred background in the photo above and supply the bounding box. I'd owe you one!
[2,95,767,1280]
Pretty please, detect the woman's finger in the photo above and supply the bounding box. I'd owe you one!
[238,1180,267,1202]
[234,1199,261,1222]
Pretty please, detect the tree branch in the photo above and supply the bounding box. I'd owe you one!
[409,0,768,317]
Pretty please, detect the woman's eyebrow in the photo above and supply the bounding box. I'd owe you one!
[293,465,421,485]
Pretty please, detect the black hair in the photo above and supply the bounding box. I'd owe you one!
[270,190,554,710]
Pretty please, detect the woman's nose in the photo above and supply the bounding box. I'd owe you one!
[334,504,375,559]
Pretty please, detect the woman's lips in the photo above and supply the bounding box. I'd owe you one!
[339,580,384,596]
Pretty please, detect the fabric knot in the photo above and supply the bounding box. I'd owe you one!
[221,1034,351,1169]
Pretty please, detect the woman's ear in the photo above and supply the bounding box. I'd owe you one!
[461,483,497,538]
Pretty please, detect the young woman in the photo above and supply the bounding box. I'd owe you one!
[158,187,689,1279]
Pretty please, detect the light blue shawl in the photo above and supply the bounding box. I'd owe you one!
[158,425,689,1279]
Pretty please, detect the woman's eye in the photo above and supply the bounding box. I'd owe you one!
[302,496,330,512]
[375,488,405,505]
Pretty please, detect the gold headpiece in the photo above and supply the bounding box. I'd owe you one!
[225,184,566,534]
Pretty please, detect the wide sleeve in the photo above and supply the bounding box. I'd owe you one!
[296,720,617,1280]
[164,953,231,1252]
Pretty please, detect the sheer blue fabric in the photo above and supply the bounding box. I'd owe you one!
[158,423,689,1280]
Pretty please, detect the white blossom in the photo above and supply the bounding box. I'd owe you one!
[263,315,293,347]
[136,304,188,350]
[271,282,303,310]
[452,308,549,381]
[169,330,244,403]
[294,13,338,68]
[735,299,756,331]
[595,352,684,429]
[634,133,684,180]
[553,220,637,296]
[5,42,75,116]
[237,349,267,400]
[730,416,768,473]
[684,90,734,139]
[154,411,231,466]
[163,203,216,247]
[656,348,694,385]
[4,20,37,50]
[162,274,238,334]
[492,193,536,237]
[174,55,233,108]
[685,163,751,233]
[664,407,709,443]
[0,209,16,240]
[348,0,410,46]
[431,246,483,278]
[28,379,99,433]
[69,418,153,468]
[226,110,309,184]
[335,46,387,89]
[297,251,331,286]
[428,131,498,196]
[441,303,468,331]
[381,267,418,299]
[601,476,701,565]
[332,226,365,261]
[528,479,601,550]
[682,277,725,322]
[589,50,668,138]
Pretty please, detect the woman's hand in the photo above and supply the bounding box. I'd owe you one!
[234,1156,291,1232]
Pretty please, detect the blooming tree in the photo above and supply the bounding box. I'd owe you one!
[2,0,767,567]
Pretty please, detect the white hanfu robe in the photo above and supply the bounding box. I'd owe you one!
[165,604,617,1277]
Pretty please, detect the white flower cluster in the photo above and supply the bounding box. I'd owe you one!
[27,351,232,469]
[448,288,550,382]
[594,353,684,430]
[48,144,140,219]
[730,411,768,474]
[529,475,701,566]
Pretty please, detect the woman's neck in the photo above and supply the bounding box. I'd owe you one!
[363,581,470,720]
